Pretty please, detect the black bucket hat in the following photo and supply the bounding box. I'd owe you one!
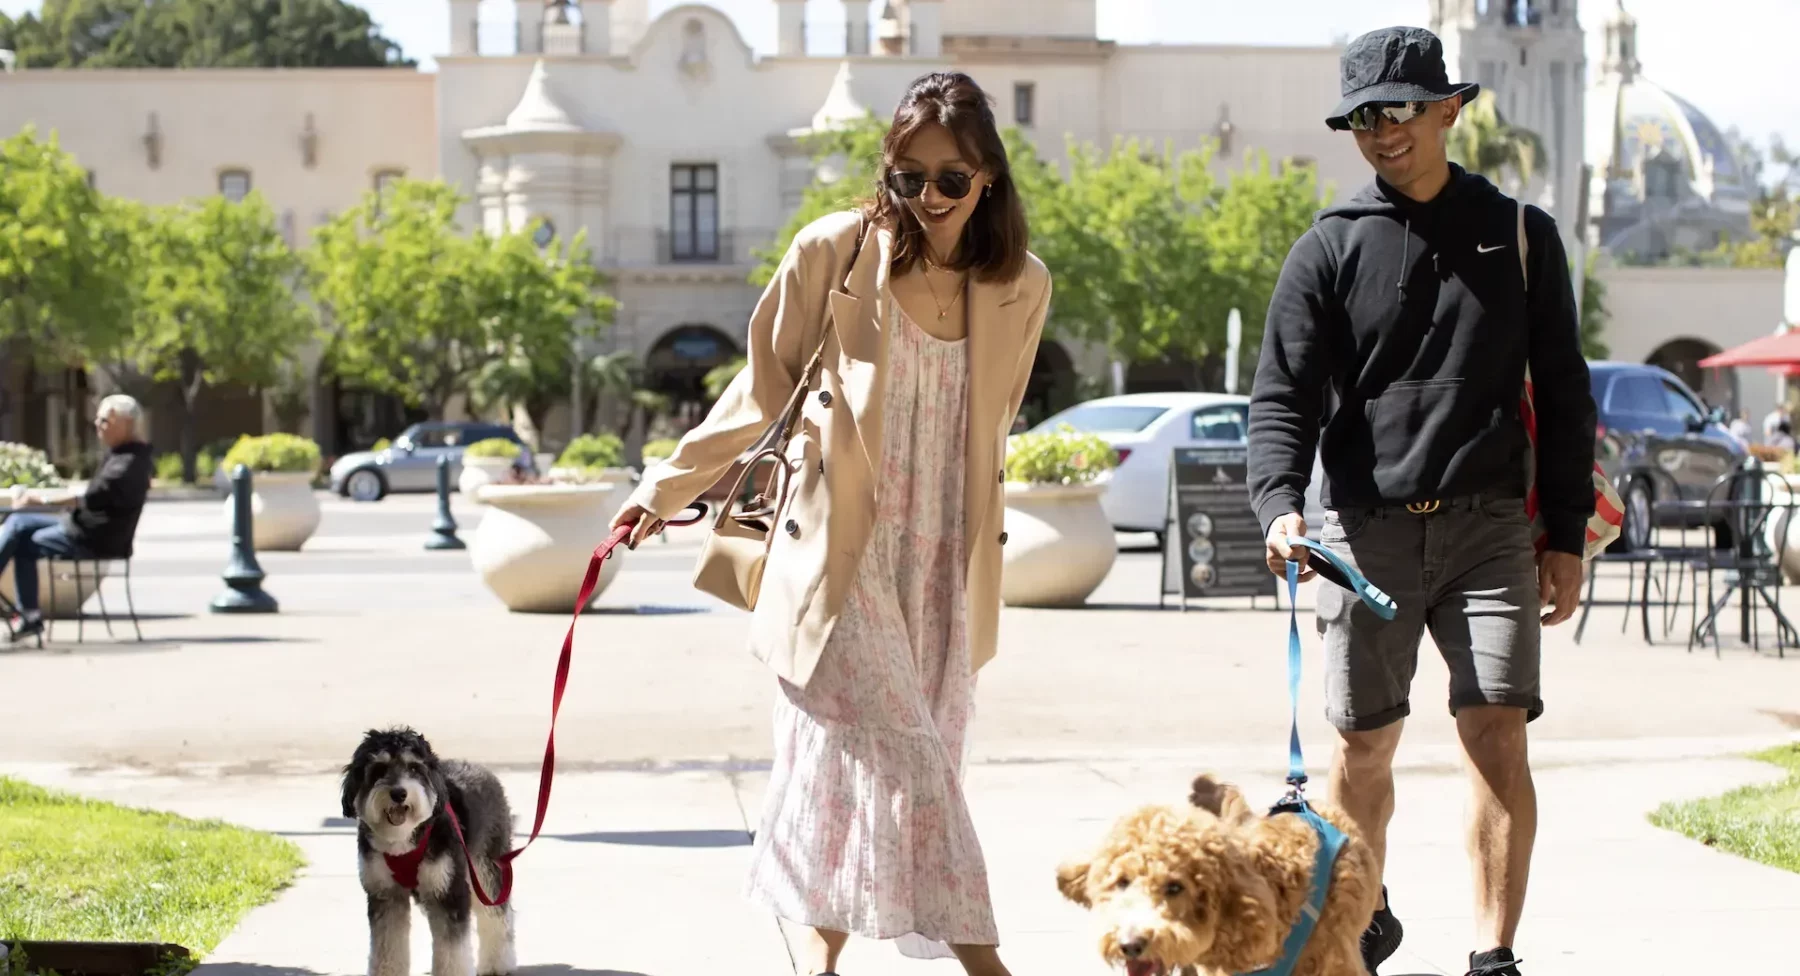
[1325,26,1479,131]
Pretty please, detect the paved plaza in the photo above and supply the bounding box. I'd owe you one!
[4,493,1800,975]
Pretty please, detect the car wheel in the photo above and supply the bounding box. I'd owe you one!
[1622,478,1653,551]
[346,468,386,502]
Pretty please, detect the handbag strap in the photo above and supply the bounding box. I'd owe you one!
[754,213,870,452]
[719,214,870,529]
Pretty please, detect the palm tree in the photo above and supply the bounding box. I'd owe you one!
[1447,90,1548,193]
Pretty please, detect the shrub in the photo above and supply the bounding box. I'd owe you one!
[372,437,392,452]
[557,433,625,471]
[154,452,185,484]
[641,438,679,463]
[0,443,65,489]
[464,437,522,460]
[1003,424,1119,486]
[220,434,322,475]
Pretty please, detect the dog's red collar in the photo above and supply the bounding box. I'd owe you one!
[383,821,434,890]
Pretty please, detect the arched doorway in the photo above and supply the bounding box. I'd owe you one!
[646,325,742,430]
[1648,337,1737,412]
[1018,340,1077,431]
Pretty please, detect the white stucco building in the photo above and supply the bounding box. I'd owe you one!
[435,0,1377,433]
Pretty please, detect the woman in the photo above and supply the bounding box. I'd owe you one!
[611,72,1051,976]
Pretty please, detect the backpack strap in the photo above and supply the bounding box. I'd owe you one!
[1516,200,1528,288]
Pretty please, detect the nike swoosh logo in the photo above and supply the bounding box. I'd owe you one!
[1477,244,1507,253]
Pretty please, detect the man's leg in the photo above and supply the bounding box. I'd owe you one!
[1315,505,1427,973]
[1456,705,1534,952]
[0,515,63,617]
[1329,720,1405,883]
[1426,495,1543,972]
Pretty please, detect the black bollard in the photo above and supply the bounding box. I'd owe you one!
[211,464,278,613]
[425,454,465,550]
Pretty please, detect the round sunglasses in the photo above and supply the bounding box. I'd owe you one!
[886,170,975,200]
[1344,100,1430,132]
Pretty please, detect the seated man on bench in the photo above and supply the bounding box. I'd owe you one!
[5,395,153,641]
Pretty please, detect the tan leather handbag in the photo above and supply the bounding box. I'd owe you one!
[691,217,868,610]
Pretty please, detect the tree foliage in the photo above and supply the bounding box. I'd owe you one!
[0,0,411,69]
[1690,131,1800,269]
[0,126,136,368]
[755,120,1328,394]
[118,192,316,481]
[310,178,612,423]
[1447,90,1547,192]
[751,114,889,288]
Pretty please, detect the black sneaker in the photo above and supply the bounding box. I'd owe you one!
[1467,947,1523,976]
[8,617,42,643]
[1360,885,1403,974]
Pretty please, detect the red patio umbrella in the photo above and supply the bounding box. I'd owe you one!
[1698,329,1800,369]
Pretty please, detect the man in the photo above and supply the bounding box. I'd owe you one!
[1246,27,1595,976]
[3,394,153,642]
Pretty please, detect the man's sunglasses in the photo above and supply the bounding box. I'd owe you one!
[1344,100,1430,132]
[887,170,975,200]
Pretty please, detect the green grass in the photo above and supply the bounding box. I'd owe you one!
[1650,742,1800,874]
[0,777,305,953]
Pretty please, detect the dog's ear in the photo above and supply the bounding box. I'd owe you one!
[1187,774,1255,825]
[1198,845,1282,972]
[340,762,360,820]
[1055,858,1093,906]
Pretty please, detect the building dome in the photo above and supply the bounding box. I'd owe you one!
[1585,0,1751,260]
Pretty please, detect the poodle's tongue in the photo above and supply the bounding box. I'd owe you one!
[384,806,409,827]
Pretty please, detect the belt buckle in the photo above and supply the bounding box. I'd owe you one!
[1405,499,1441,515]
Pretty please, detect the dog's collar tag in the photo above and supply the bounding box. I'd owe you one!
[383,821,435,890]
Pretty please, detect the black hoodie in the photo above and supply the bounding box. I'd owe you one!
[1246,164,1596,555]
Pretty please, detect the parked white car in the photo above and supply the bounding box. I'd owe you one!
[1019,392,1325,541]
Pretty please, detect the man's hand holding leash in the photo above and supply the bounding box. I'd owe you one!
[1265,512,1315,581]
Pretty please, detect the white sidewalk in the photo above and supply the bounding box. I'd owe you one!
[10,738,1798,976]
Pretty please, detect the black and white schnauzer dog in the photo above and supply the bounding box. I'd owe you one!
[341,727,517,976]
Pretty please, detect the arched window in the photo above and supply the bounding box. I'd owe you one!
[219,169,251,202]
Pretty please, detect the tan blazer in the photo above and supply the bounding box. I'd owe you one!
[627,210,1052,687]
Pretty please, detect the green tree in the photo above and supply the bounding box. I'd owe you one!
[0,0,411,69]
[1447,90,1546,192]
[120,193,317,482]
[751,114,889,287]
[466,227,616,440]
[0,126,136,437]
[1580,252,1611,360]
[1699,133,1798,268]
[311,179,608,422]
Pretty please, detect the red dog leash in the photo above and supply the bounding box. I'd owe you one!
[438,503,709,906]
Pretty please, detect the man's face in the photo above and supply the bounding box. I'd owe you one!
[1351,97,1459,191]
[94,411,131,448]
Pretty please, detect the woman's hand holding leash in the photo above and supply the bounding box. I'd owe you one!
[610,503,664,549]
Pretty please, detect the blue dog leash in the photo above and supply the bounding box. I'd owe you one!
[1238,537,1397,976]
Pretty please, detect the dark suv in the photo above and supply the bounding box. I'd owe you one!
[1589,361,1747,551]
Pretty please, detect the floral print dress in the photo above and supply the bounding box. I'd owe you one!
[744,298,996,960]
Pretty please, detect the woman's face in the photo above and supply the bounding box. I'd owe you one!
[889,121,990,254]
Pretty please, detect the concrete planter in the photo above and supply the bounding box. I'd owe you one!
[0,560,108,620]
[219,471,320,551]
[999,482,1117,607]
[1767,474,1800,583]
[459,457,517,499]
[469,480,634,613]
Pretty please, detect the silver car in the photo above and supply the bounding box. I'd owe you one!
[328,421,528,502]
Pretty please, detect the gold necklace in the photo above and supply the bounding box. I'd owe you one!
[920,264,965,321]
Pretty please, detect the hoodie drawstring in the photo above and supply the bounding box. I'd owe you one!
[1397,217,1410,302]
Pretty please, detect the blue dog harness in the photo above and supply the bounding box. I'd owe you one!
[1237,537,1398,976]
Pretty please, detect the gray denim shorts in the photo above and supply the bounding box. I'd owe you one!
[1314,492,1543,732]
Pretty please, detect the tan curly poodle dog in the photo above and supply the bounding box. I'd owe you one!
[1055,774,1380,976]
